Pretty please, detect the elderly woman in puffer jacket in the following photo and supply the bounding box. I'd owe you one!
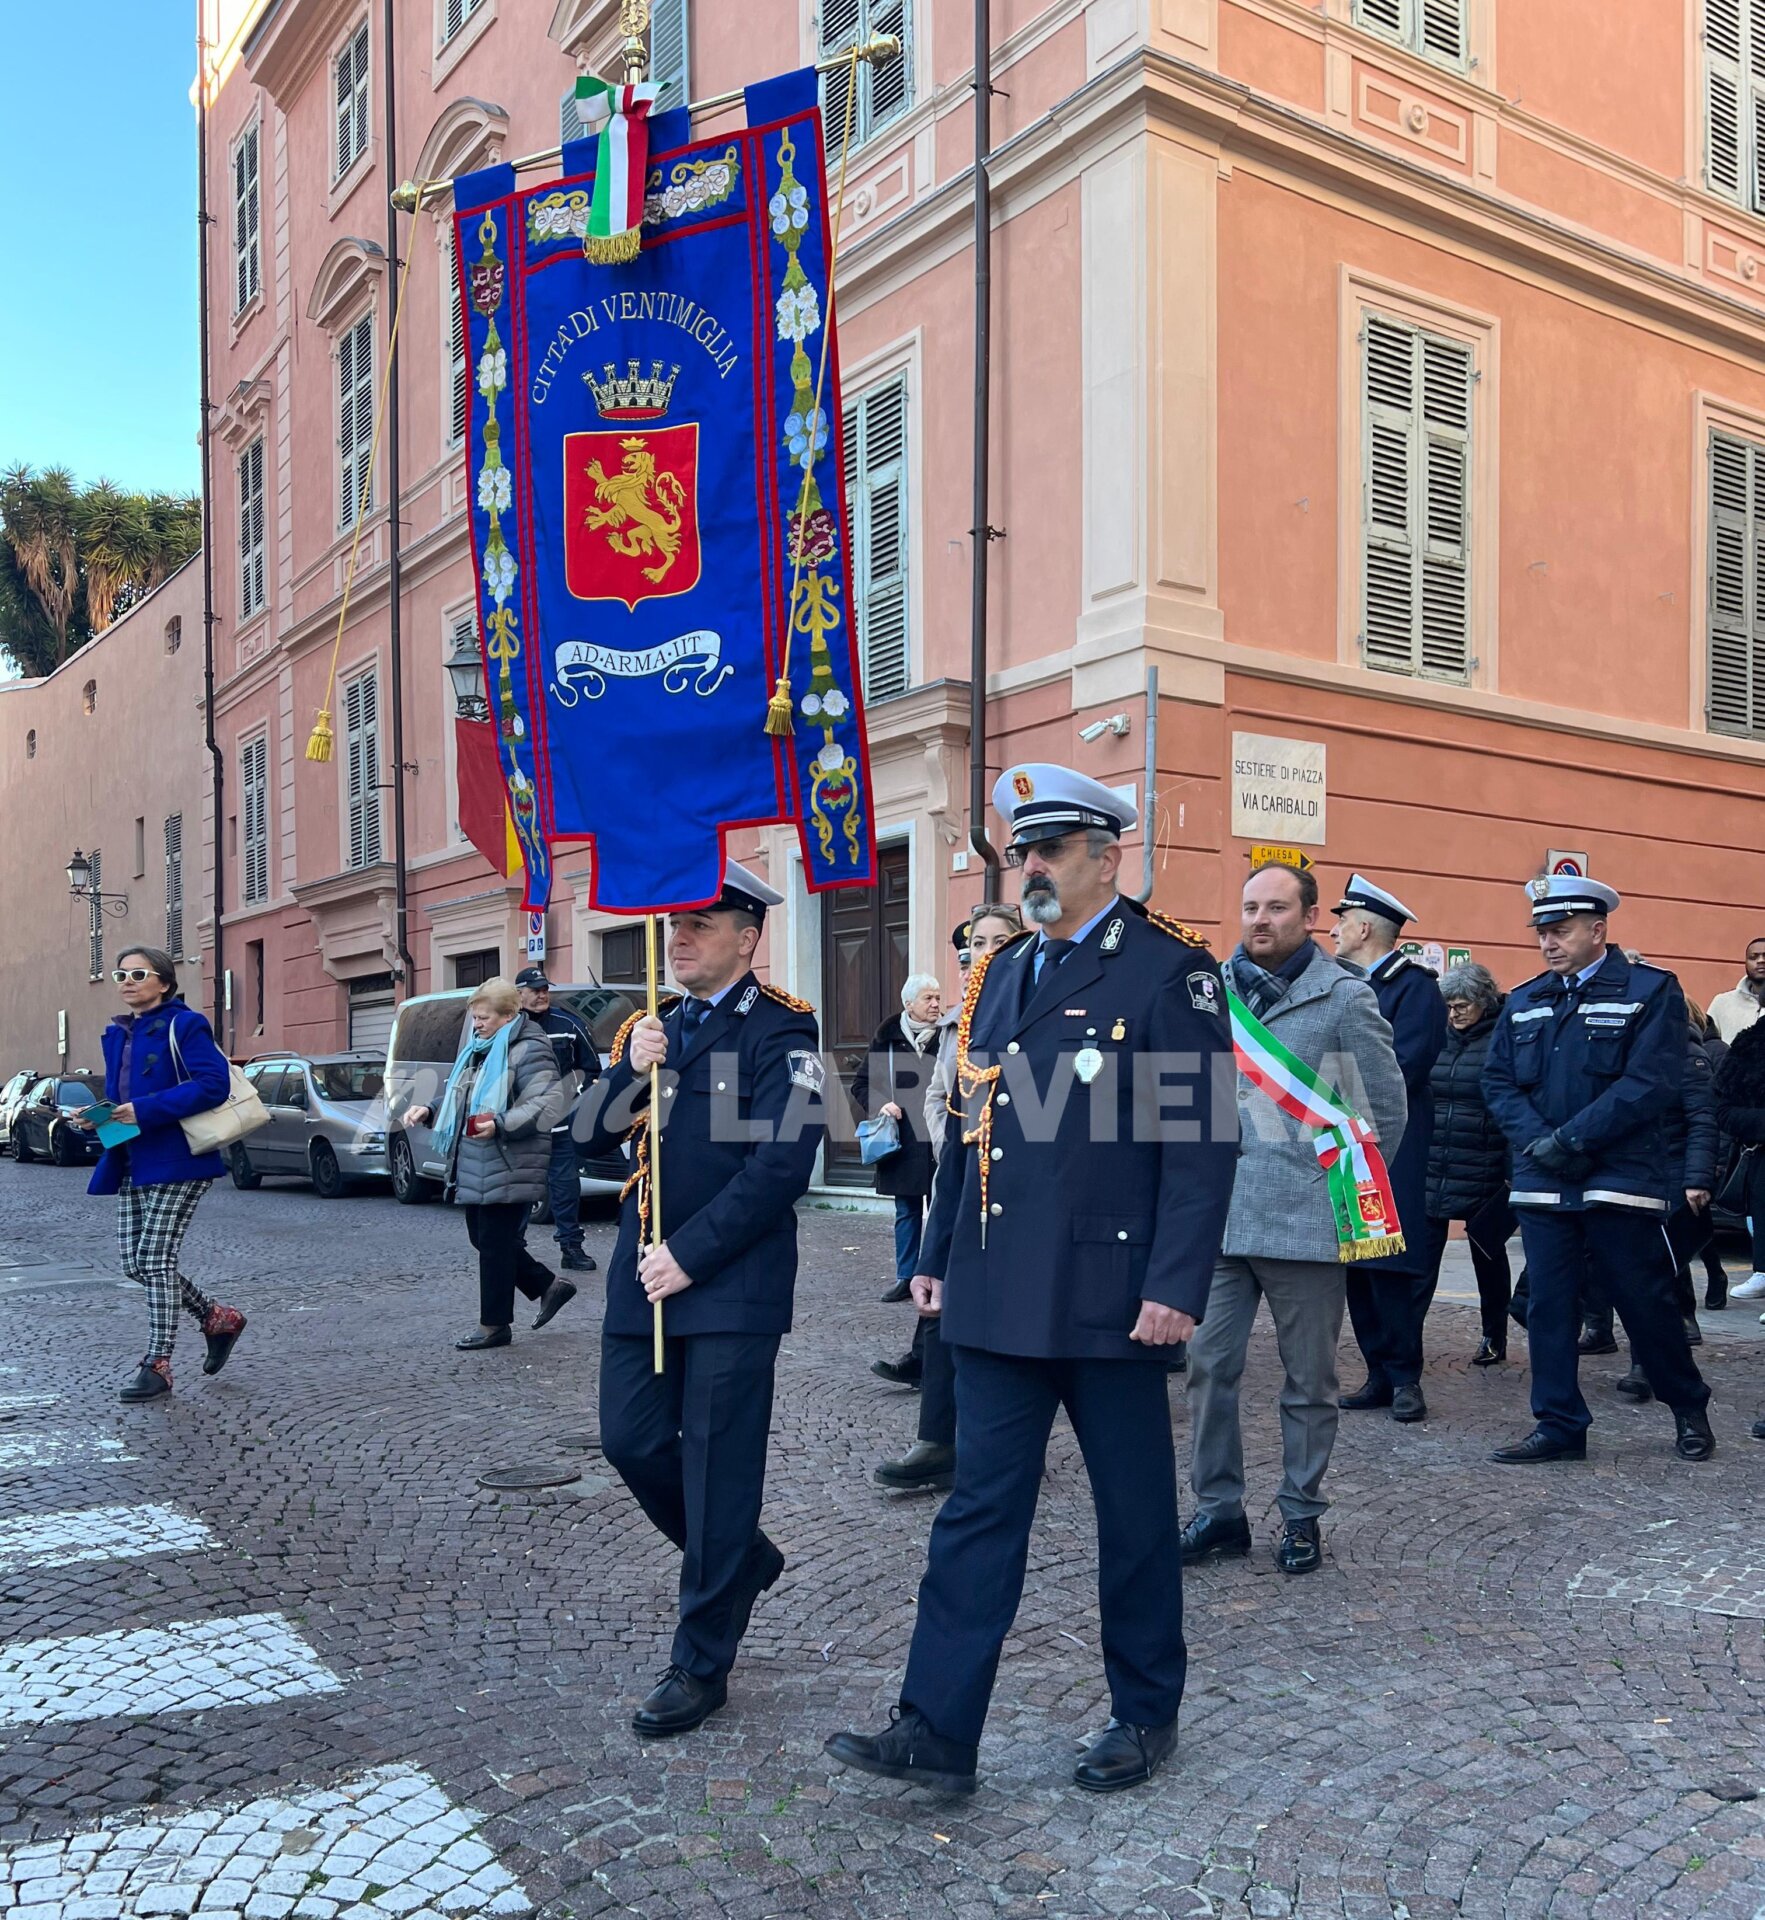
[403,977,573,1351]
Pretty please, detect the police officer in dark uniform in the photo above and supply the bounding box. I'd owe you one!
[578,862,827,1735]
[1331,876,1448,1423]
[1482,874,1715,1463]
[514,968,600,1277]
[826,765,1238,1796]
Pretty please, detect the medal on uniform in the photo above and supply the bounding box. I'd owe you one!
[1110,1019,1126,1041]
[1074,1046,1104,1084]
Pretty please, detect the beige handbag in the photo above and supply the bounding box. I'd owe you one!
[168,1021,270,1152]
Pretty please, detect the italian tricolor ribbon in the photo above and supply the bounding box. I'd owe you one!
[574,77,661,265]
[1226,990,1406,1263]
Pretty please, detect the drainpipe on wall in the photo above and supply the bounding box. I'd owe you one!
[382,0,416,990]
[968,0,1004,904]
[196,17,225,1033]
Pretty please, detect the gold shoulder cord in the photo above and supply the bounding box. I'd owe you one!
[761,983,816,1013]
[1146,908,1206,946]
[953,931,1032,1248]
[610,992,678,1240]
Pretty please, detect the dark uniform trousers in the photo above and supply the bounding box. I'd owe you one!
[916,1315,957,1447]
[1519,1207,1710,1441]
[901,1346,1185,1747]
[599,1329,783,1680]
[1345,1245,1442,1390]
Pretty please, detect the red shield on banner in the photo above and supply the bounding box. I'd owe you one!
[563,424,702,610]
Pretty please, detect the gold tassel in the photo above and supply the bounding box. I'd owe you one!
[1338,1233,1407,1263]
[583,227,644,265]
[763,676,795,737]
[305,709,335,763]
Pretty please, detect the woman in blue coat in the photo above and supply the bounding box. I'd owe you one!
[85,947,248,1402]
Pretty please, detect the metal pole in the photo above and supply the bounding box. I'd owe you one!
[968,0,1003,902]
[382,0,415,991]
[645,912,665,1374]
[196,12,226,1033]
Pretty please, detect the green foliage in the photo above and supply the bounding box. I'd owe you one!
[0,466,200,679]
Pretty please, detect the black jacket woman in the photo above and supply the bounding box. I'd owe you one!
[1423,962,1515,1366]
[852,975,942,1309]
[1715,1017,1765,1298]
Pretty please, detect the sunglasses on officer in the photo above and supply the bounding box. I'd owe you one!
[1003,833,1087,868]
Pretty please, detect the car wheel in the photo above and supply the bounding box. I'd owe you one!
[230,1145,263,1191]
[529,1192,554,1227]
[310,1139,347,1200]
[49,1124,80,1168]
[13,1126,36,1164]
[390,1132,435,1205]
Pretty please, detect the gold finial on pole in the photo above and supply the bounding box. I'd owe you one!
[620,0,652,84]
[390,179,422,213]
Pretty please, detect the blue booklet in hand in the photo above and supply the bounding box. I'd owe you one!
[81,1102,140,1149]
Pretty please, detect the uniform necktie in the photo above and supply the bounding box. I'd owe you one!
[681,997,712,1037]
[1033,938,1074,986]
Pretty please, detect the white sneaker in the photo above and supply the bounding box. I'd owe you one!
[1732,1271,1765,1300]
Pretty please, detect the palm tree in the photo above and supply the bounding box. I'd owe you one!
[0,465,81,658]
[78,480,155,633]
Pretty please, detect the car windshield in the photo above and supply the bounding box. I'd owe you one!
[57,1080,100,1108]
[310,1062,384,1102]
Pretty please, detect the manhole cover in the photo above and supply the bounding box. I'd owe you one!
[556,1432,601,1452]
[477,1465,582,1490]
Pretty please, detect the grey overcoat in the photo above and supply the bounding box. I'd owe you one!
[1222,945,1409,1263]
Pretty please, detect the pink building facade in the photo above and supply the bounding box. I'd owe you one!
[198,0,1765,1076]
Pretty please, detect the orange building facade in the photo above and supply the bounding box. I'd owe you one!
[195,0,1765,1068]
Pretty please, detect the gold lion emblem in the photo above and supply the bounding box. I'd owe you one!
[581,436,688,585]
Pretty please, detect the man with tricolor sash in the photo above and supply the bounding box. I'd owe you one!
[1182,861,1408,1578]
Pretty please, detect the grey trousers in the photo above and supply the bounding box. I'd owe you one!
[1187,1255,1347,1524]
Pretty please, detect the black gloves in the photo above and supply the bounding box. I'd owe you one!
[1525,1130,1594,1182]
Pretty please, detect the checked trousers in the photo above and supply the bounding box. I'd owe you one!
[117,1178,215,1360]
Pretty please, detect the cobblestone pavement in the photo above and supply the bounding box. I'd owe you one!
[4,1161,1765,1918]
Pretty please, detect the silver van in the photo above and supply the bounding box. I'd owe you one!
[384,984,641,1206]
[229,1053,391,1197]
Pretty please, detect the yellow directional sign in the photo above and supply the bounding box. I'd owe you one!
[1250,844,1315,873]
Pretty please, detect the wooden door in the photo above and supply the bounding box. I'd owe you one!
[821,844,910,1185]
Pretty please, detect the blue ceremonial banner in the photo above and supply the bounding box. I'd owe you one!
[452,67,877,915]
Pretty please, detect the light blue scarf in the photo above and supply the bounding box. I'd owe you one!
[431,1018,518,1163]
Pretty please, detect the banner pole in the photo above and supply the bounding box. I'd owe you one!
[645,911,665,1374]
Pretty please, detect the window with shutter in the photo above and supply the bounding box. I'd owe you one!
[233,121,260,315]
[1360,312,1472,684]
[334,22,370,180]
[238,438,266,619]
[88,852,103,982]
[820,0,912,148]
[345,672,382,868]
[242,736,269,905]
[561,86,582,148]
[444,235,467,450]
[442,0,484,44]
[164,816,184,958]
[1702,0,1765,205]
[843,377,910,703]
[651,0,690,114]
[1353,0,1468,71]
[338,313,375,528]
[1707,431,1765,737]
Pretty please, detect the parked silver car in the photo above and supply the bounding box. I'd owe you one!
[0,1070,44,1151]
[228,1053,390,1198]
[384,984,639,1207]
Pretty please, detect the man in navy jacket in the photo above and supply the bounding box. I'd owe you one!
[1482,875,1713,1464]
[826,765,1237,1797]
[577,862,825,1737]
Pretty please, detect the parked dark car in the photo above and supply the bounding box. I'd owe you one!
[11,1074,107,1166]
[0,1071,43,1150]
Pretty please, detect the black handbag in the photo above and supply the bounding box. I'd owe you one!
[1716,1144,1757,1215]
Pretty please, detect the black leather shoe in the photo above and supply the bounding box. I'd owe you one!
[632,1664,727,1737]
[1752,1418,1765,1441]
[532,1279,578,1329]
[1178,1511,1251,1565]
[1471,1338,1506,1367]
[1577,1327,1618,1356]
[1706,1275,1729,1311]
[728,1537,786,1647]
[1675,1410,1716,1461]
[1073,1720,1176,1794]
[824,1707,977,1794]
[1491,1428,1587,1464]
[879,1279,913,1303]
[120,1358,172,1403]
[871,1354,922,1387]
[560,1250,598,1273]
[874,1441,955,1491]
[1276,1518,1322,1575]
[455,1326,512,1351]
[1615,1365,1653,1402]
[1390,1384,1427,1423]
[1683,1314,1704,1348]
[1164,1343,1188,1374]
[1338,1380,1393,1410]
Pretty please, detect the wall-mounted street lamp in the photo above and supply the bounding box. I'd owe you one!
[67,849,128,918]
[446,630,489,723]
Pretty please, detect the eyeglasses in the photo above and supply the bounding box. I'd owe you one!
[1003,835,1077,868]
[111,968,159,985]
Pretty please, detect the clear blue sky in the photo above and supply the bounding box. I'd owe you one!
[1,4,201,495]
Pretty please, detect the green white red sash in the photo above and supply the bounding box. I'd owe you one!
[1226,989,1406,1263]
[574,78,661,264]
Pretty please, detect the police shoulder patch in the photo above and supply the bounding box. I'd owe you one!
[1147,908,1208,948]
[1187,970,1223,1015]
[762,983,815,1014]
[787,1049,827,1093]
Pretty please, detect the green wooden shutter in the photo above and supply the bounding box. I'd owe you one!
[651,0,690,115]
[845,379,909,703]
[1709,0,1746,201]
[1708,431,1765,736]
